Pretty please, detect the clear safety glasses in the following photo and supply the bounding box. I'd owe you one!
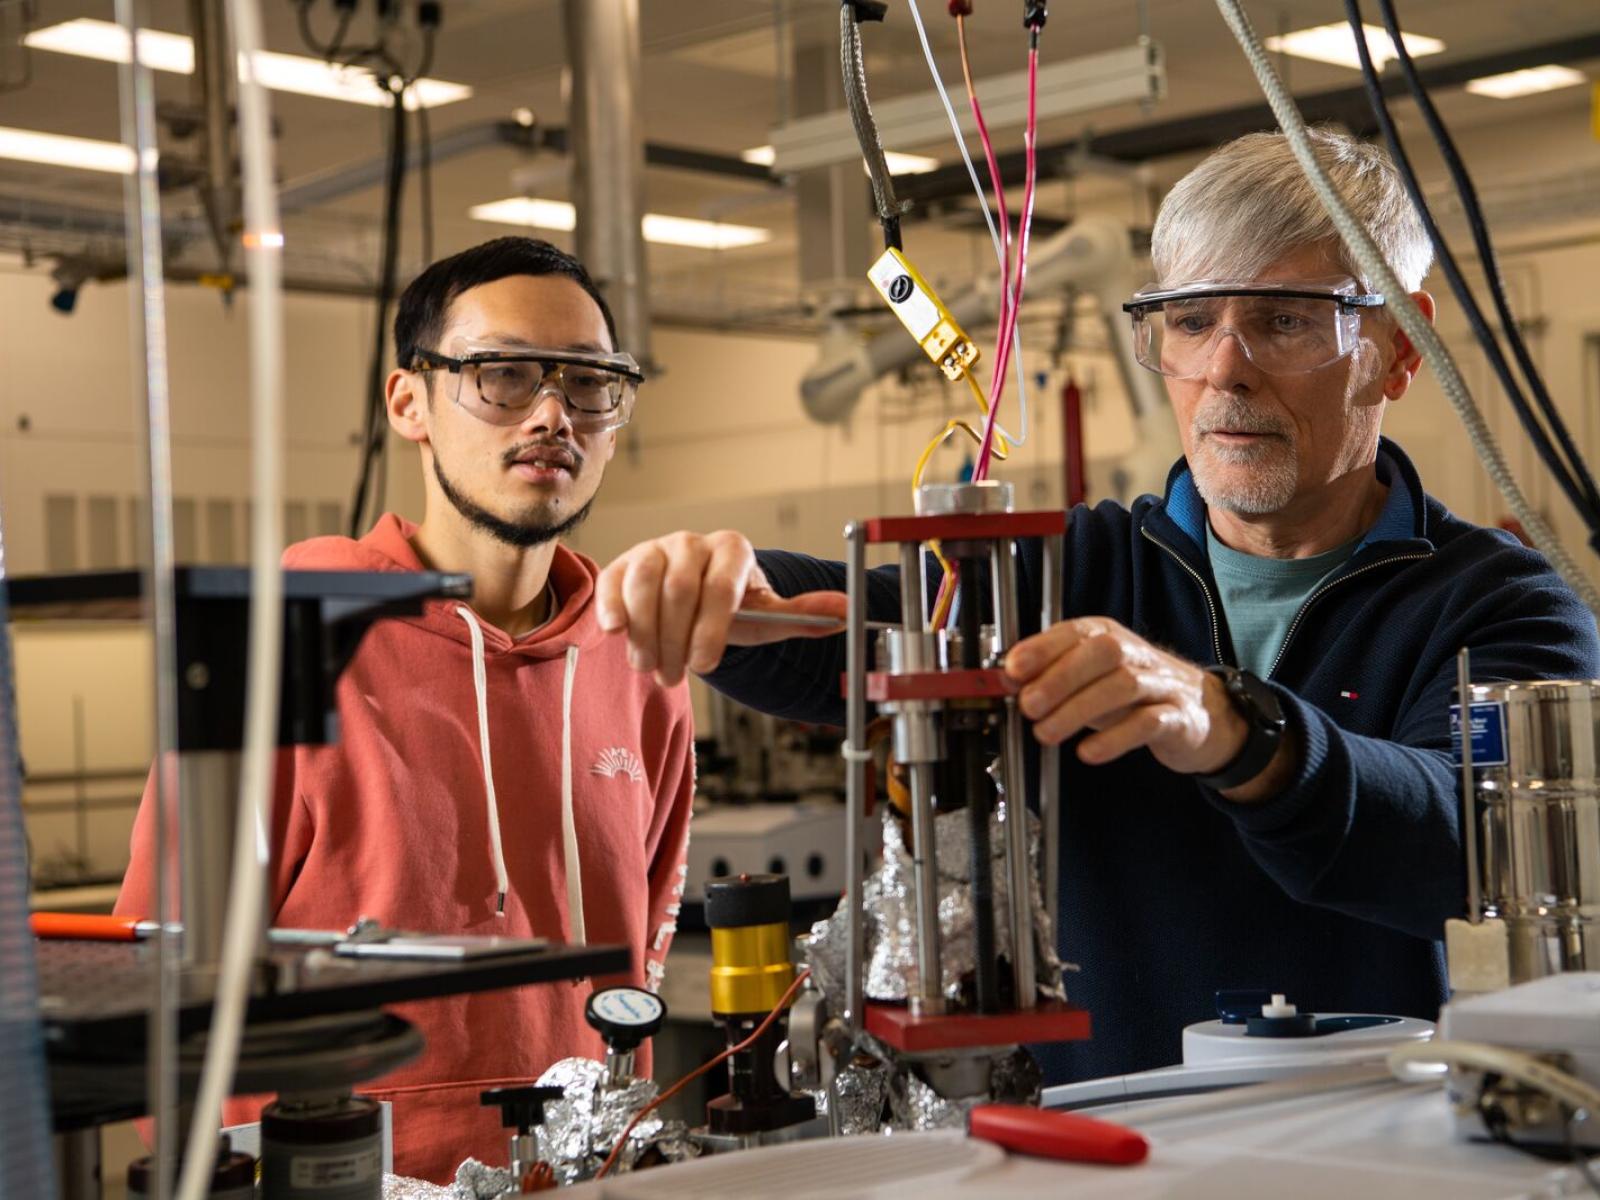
[1122,280,1385,380]
[411,342,644,433]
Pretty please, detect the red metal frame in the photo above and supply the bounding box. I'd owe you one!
[865,999,1091,1053]
[860,669,1017,703]
[863,510,1067,544]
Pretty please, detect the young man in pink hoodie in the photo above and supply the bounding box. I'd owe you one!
[117,237,694,1182]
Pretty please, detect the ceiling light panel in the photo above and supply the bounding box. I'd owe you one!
[1464,65,1587,99]
[470,198,771,250]
[24,18,471,108]
[1262,22,1444,71]
[0,125,134,173]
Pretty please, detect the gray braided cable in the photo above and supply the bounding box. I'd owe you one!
[840,5,908,229]
[1213,0,1600,617]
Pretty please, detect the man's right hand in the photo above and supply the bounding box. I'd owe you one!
[596,531,847,686]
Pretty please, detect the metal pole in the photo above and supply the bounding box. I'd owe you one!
[53,1129,100,1200]
[993,540,1036,1009]
[564,0,652,369]
[843,523,868,1030]
[1039,533,1064,939]
[957,556,1001,1014]
[178,751,243,972]
[1457,647,1481,924]
[116,0,181,1191]
[898,543,943,1015]
[188,0,234,269]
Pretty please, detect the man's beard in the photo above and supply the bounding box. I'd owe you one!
[433,452,596,548]
[1188,396,1298,516]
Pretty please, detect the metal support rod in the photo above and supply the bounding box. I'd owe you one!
[116,0,182,1191]
[897,543,943,1015]
[1457,647,1481,924]
[1039,533,1064,940]
[188,0,233,267]
[958,556,1001,1014]
[565,0,653,369]
[843,523,868,1029]
[53,1129,100,1200]
[178,751,245,972]
[993,540,1036,1009]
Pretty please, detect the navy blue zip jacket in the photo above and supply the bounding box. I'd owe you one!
[707,437,1600,1085]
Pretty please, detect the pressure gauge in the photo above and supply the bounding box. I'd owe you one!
[585,986,667,1052]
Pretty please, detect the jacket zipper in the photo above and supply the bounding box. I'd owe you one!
[1141,527,1229,665]
[1265,550,1433,678]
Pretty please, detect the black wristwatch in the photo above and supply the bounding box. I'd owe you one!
[1192,666,1287,791]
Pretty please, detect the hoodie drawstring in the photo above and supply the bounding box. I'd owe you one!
[457,607,510,916]
[561,644,587,945]
[455,606,589,945]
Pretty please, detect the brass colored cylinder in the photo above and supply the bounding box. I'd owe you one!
[709,921,794,1016]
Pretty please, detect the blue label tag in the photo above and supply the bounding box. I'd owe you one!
[1450,700,1508,767]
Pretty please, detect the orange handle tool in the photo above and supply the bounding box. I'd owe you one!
[30,912,151,941]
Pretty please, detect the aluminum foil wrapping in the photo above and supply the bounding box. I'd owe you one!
[534,1057,698,1183]
[831,1057,892,1135]
[800,804,1065,1009]
[381,1158,510,1200]
[382,1175,452,1200]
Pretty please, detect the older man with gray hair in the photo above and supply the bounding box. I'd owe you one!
[597,129,1600,1085]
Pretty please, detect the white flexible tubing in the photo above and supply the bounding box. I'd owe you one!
[1213,0,1600,618]
[174,0,285,1196]
[1114,1062,1400,1126]
[1389,1040,1600,1116]
[905,0,1029,448]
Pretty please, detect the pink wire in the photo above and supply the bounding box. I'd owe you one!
[975,42,1040,482]
[959,14,1014,383]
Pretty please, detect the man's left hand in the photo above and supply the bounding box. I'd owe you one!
[1004,617,1250,777]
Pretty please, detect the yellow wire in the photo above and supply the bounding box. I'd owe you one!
[908,369,1011,632]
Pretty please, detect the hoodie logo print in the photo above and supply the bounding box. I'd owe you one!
[591,746,646,784]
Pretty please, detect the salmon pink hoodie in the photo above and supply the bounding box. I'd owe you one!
[117,514,694,1183]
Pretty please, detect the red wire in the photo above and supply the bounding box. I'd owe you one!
[594,969,813,1179]
[976,40,1041,481]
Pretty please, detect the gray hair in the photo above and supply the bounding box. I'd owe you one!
[1151,128,1433,293]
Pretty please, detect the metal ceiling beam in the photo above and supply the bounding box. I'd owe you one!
[278,119,775,216]
[895,30,1600,205]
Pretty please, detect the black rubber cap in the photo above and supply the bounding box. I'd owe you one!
[704,872,791,929]
[480,1085,566,1132]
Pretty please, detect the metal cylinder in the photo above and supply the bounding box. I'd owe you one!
[1465,680,1600,982]
[916,480,1014,516]
[992,539,1036,1010]
[260,1094,381,1200]
[705,873,795,1017]
[564,0,652,367]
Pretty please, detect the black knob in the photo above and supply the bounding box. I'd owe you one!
[585,986,667,1053]
[480,1085,565,1133]
[704,873,791,929]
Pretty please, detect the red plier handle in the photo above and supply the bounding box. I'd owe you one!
[969,1104,1149,1166]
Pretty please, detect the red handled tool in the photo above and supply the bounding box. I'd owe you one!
[968,1103,1149,1166]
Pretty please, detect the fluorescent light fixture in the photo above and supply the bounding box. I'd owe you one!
[1465,64,1586,99]
[0,125,134,173]
[1263,22,1444,71]
[469,198,772,250]
[24,18,471,109]
[768,42,1163,173]
[741,144,941,175]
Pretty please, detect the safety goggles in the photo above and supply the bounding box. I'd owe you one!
[1122,280,1385,379]
[411,341,643,433]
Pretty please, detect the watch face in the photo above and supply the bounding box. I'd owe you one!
[1238,671,1287,728]
[588,987,664,1028]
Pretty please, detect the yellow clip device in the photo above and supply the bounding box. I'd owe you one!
[868,247,980,381]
